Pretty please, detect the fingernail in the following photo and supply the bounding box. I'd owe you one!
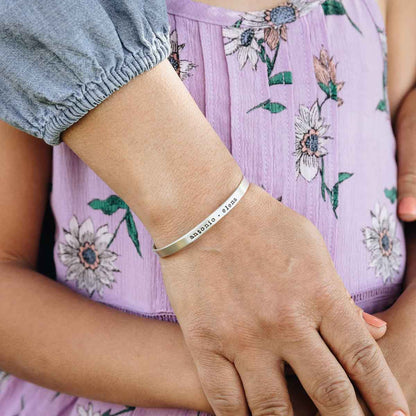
[392,411,406,416]
[398,197,416,220]
[362,312,387,328]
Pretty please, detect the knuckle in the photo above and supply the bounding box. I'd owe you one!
[345,341,381,378]
[264,301,310,336]
[251,396,292,416]
[399,171,416,189]
[185,319,224,352]
[261,303,300,334]
[312,377,355,410]
[209,392,244,415]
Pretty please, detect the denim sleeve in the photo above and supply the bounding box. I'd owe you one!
[0,0,170,145]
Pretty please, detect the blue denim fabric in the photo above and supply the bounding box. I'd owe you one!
[0,0,171,145]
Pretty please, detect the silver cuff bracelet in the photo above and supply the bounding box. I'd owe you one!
[152,176,250,258]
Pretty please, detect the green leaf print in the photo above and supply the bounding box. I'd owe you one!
[329,81,338,100]
[233,18,243,28]
[318,81,339,101]
[266,55,273,76]
[320,160,353,218]
[384,187,397,203]
[377,99,387,112]
[247,99,286,114]
[88,194,142,258]
[321,168,327,201]
[258,44,278,77]
[322,0,346,15]
[337,172,354,184]
[269,71,293,86]
[88,195,128,215]
[331,183,340,214]
[101,406,136,416]
[318,82,331,97]
[125,210,142,257]
[321,0,362,34]
[330,173,353,215]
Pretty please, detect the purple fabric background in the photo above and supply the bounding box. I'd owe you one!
[0,0,405,414]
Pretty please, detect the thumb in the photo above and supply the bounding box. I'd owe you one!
[396,88,416,222]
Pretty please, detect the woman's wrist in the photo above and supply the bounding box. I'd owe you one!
[145,159,244,250]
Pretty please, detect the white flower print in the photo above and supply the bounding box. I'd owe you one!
[293,0,326,16]
[243,0,323,28]
[77,403,101,416]
[294,101,331,181]
[223,26,263,70]
[241,0,323,49]
[362,203,402,283]
[58,216,119,297]
[168,30,197,80]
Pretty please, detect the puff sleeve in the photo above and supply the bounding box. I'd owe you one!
[0,0,171,145]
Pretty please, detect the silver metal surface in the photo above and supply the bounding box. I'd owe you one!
[152,176,250,258]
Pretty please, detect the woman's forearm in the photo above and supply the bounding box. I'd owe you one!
[0,260,212,413]
[62,59,243,248]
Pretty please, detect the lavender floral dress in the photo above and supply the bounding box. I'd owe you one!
[0,0,404,415]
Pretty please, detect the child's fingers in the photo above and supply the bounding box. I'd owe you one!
[396,88,416,221]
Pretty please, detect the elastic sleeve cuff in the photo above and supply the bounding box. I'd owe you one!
[0,0,172,146]
[44,37,170,145]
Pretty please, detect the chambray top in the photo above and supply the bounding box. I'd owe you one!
[0,0,171,145]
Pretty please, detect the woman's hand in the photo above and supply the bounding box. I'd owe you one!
[158,183,408,416]
[271,287,416,416]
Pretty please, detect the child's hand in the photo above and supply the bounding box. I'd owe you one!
[396,88,416,221]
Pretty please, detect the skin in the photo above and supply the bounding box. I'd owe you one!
[378,0,416,222]
[0,123,383,414]
[196,4,416,416]
[0,121,395,415]
[0,121,209,411]
[195,0,415,414]
[0,0,414,415]
[359,3,416,414]
[61,58,409,416]
[318,223,416,416]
